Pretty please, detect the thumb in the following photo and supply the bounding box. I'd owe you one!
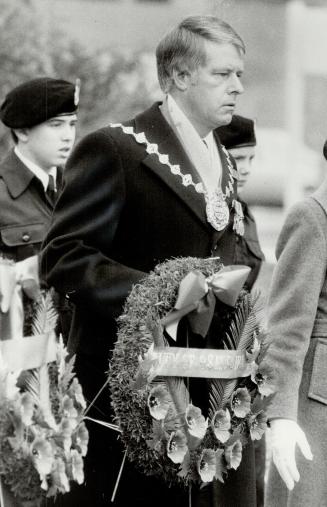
[297,429,313,461]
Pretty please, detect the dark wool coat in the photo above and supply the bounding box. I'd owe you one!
[41,103,257,507]
[264,178,327,507]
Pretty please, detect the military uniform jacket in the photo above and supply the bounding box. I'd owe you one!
[234,200,265,290]
[0,150,58,261]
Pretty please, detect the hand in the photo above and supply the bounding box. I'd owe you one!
[270,418,313,490]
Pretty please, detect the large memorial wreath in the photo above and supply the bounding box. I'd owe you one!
[110,257,274,487]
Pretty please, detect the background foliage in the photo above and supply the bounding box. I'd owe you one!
[0,0,161,152]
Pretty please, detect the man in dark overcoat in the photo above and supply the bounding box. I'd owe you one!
[41,15,256,507]
[0,77,78,334]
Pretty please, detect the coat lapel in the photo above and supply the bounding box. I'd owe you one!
[133,103,209,227]
[132,103,236,230]
[0,150,35,198]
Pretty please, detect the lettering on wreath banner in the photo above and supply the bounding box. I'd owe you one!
[142,347,253,379]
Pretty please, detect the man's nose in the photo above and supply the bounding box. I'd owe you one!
[240,163,250,176]
[229,74,244,95]
[62,125,75,141]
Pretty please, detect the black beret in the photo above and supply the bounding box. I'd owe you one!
[217,115,256,149]
[0,77,78,129]
[323,140,327,161]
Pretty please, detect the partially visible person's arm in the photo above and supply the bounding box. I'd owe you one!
[262,198,327,488]
[41,129,145,320]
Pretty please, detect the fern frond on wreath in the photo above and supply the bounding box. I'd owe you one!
[31,293,57,336]
[208,292,263,417]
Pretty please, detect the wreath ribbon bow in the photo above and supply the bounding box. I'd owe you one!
[161,265,250,341]
[0,255,40,340]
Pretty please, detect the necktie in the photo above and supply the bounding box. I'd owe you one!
[46,174,56,206]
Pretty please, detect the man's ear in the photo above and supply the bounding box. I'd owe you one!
[171,67,192,91]
[13,128,29,143]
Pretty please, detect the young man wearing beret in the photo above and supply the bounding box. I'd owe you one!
[0,77,78,262]
[0,77,78,334]
[218,114,265,290]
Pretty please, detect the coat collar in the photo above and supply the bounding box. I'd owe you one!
[131,102,235,230]
[312,177,327,215]
[0,150,35,198]
[0,150,64,200]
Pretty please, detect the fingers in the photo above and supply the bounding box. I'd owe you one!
[272,445,299,490]
[272,453,297,490]
[297,429,313,461]
[269,419,313,490]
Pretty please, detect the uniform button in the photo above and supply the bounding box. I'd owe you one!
[22,233,30,242]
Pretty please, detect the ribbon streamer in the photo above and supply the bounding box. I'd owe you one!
[0,332,57,371]
[161,265,250,341]
[0,255,40,341]
[136,346,254,380]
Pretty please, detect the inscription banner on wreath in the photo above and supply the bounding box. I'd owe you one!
[139,346,254,379]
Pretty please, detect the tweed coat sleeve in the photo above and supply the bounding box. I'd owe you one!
[263,198,327,421]
[41,129,146,319]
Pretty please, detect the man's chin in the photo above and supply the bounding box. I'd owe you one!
[56,155,70,165]
[217,114,233,127]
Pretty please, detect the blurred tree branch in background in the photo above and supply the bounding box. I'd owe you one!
[0,0,162,153]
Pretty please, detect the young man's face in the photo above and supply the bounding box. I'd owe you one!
[229,145,255,191]
[179,41,244,137]
[18,114,77,170]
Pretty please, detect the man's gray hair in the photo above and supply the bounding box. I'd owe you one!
[156,15,245,92]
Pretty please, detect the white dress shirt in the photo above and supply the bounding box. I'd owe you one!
[14,147,57,191]
[165,94,222,193]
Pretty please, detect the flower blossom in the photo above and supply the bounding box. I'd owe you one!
[248,411,267,441]
[30,437,54,489]
[62,395,78,419]
[20,392,35,426]
[185,404,208,439]
[211,408,231,443]
[147,385,170,420]
[252,364,275,397]
[50,457,70,493]
[74,422,89,456]
[68,378,86,410]
[225,440,242,470]
[70,449,84,484]
[167,430,188,464]
[197,449,216,483]
[231,388,251,418]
